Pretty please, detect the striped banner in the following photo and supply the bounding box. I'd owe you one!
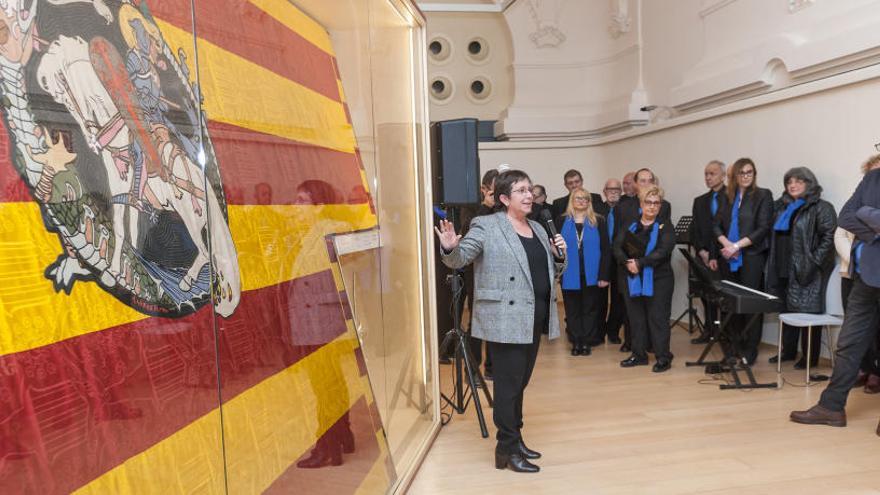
[0,1,392,494]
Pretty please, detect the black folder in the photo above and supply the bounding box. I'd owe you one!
[623,231,646,259]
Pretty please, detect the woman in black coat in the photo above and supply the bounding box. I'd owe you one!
[766,167,837,368]
[614,185,677,372]
[713,158,773,365]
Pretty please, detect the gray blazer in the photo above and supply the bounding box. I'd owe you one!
[441,211,565,344]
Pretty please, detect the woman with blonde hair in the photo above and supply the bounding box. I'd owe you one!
[557,187,611,356]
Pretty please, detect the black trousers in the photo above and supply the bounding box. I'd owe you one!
[562,286,602,347]
[623,275,674,362]
[488,329,541,454]
[842,277,880,375]
[721,253,766,364]
[820,276,880,411]
[605,275,626,342]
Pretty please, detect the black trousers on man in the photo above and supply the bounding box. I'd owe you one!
[721,253,766,364]
[623,275,674,362]
[605,278,626,342]
[820,275,880,411]
[488,326,541,454]
[842,277,880,376]
[562,286,602,348]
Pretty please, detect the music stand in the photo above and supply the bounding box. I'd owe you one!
[669,216,706,335]
[680,248,777,390]
[673,215,694,245]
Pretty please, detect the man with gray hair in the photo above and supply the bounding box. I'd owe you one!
[690,160,727,344]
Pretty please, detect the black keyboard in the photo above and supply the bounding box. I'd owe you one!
[715,280,783,314]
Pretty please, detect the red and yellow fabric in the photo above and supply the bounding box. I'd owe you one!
[0,1,390,493]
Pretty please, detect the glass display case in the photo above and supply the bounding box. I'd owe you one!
[0,0,436,493]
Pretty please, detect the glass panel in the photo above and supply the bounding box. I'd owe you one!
[0,1,226,493]
[367,0,436,474]
[190,0,396,492]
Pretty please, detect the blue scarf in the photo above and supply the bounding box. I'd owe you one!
[711,191,719,217]
[727,190,742,272]
[607,207,615,241]
[561,217,601,289]
[773,198,805,231]
[626,221,658,297]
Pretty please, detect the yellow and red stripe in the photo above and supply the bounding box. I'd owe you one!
[0,0,390,493]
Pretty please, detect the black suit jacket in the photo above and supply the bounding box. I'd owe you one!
[551,192,603,222]
[840,168,880,288]
[692,189,728,258]
[712,187,773,255]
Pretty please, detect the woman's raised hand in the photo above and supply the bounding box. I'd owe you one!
[434,219,461,251]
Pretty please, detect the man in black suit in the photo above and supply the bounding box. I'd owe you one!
[551,169,602,222]
[456,169,499,378]
[690,160,727,344]
[621,171,637,204]
[594,179,625,345]
[791,167,880,435]
[618,168,672,227]
[527,184,550,221]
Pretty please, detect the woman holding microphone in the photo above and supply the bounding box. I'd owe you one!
[614,185,676,372]
[557,187,611,356]
[435,170,566,473]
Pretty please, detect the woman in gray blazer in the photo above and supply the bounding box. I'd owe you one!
[436,170,566,473]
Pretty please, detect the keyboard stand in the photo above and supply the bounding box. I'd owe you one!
[686,313,778,390]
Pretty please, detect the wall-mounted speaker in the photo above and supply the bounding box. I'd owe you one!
[430,118,480,206]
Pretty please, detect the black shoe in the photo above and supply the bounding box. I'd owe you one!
[652,360,671,373]
[769,354,796,364]
[579,345,592,356]
[571,346,580,356]
[793,358,819,370]
[690,333,711,345]
[495,451,539,473]
[620,355,648,367]
[619,343,631,353]
[297,447,342,468]
[608,337,622,344]
[517,439,541,459]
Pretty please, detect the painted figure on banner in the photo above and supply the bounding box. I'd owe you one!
[0,0,241,317]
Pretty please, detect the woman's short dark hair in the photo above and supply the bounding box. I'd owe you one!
[494,169,531,210]
[783,166,822,201]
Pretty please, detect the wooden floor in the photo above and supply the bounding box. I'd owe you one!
[408,327,880,495]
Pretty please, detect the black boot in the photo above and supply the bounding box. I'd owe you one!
[495,451,539,472]
[517,439,541,459]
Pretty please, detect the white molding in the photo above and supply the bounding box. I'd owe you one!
[418,2,503,12]
[483,60,880,150]
[698,0,739,18]
[513,43,639,70]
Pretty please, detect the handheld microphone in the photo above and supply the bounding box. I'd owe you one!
[539,209,564,261]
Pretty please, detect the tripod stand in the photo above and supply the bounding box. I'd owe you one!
[438,271,493,438]
[670,217,706,334]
